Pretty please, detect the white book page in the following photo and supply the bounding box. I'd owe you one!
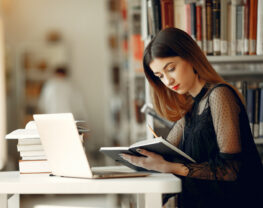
[5,129,39,139]
[130,137,196,163]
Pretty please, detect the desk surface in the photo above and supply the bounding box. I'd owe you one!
[0,171,181,194]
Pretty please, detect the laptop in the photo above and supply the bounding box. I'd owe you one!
[33,113,150,179]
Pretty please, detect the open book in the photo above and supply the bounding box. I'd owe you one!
[5,120,90,140]
[100,137,196,172]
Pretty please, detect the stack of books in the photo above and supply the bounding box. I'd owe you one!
[6,120,89,174]
[6,121,50,174]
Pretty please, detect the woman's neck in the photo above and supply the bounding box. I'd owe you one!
[188,77,206,97]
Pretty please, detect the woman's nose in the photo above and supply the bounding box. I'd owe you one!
[167,77,175,86]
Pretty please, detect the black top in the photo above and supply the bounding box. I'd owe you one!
[167,83,263,208]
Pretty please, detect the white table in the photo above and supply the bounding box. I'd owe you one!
[0,170,181,208]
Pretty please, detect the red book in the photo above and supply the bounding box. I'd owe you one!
[160,0,174,29]
[186,4,191,35]
[249,0,258,55]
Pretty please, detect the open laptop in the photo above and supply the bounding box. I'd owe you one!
[33,113,150,179]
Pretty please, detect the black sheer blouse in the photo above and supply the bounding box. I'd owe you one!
[166,83,263,208]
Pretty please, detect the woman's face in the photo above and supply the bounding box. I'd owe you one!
[149,56,201,96]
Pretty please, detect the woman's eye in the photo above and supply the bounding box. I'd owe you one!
[158,74,163,79]
[168,67,175,72]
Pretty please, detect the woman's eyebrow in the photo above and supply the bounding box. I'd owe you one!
[163,62,174,70]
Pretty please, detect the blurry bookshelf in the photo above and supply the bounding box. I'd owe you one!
[15,31,69,128]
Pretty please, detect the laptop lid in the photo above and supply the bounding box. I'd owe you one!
[33,113,93,178]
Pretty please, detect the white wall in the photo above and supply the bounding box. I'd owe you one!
[3,0,110,163]
[0,17,7,170]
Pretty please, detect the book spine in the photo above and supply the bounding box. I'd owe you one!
[247,88,255,134]
[196,4,203,48]
[244,0,250,55]
[259,88,263,138]
[190,2,197,40]
[202,0,207,54]
[174,0,187,31]
[147,0,154,37]
[160,0,174,29]
[236,4,245,55]
[254,88,260,138]
[186,3,192,35]
[256,0,263,55]
[152,0,162,35]
[227,2,232,55]
[212,0,221,55]
[220,0,228,55]
[249,0,258,55]
[242,80,248,101]
[206,0,213,55]
[230,0,237,55]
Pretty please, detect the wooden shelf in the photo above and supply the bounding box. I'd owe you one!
[208,55,263,64]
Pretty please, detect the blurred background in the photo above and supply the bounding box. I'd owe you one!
[0,0,150,171]
[0,0,149,207]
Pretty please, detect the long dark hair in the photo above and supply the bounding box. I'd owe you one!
[143,27,241,121]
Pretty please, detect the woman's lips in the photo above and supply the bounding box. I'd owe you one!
[173,84,180,90]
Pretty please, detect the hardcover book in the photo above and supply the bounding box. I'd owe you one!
[100,137,196,172]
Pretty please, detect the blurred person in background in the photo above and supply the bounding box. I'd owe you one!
[38,66,88,121]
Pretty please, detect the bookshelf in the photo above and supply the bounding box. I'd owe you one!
[15,39,68,128]
[140,0,263,149]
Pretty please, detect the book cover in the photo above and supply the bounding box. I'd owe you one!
[19,150,46,157]
[259,88,263,138]
[249,0,258,55]
[254,88,260,138]
[196,3,202,49]
[19,160,51,174]
[202,0,207,53]
[160,0,174,29]
[236,3,245,55]
[21,155,47,161]
[17,144,44,152]
[151,0,162,35]
[220,0,228,55]
[174,0,187,31]
[247,88,255,134]
[256,0,263,55]
[190,2,197,40]
[206,0,213,55]
[100,137,196,172]
[230,0,237,55]
[212,0,220,55]
[18,138,41,145]
[186,3,191,35]
[147,0,154,36]
[5,120,89,139]
[244,0,250,55]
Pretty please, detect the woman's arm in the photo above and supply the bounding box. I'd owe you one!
[166,116,185,147]
[179,86,242,181]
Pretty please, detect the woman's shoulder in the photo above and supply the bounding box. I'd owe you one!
[207,83,237,98]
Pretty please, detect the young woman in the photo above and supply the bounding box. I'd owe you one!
[121,28,263,208]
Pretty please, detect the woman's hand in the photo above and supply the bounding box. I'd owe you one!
[120,149,172,173]
[121,149,189,176]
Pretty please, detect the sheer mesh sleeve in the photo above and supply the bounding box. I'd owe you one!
[185,86,242,181]
[166,117,185,147]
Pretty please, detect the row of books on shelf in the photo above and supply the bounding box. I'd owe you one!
[146,0,263,56]
[234,81,263,139]
[5,120,89,174]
